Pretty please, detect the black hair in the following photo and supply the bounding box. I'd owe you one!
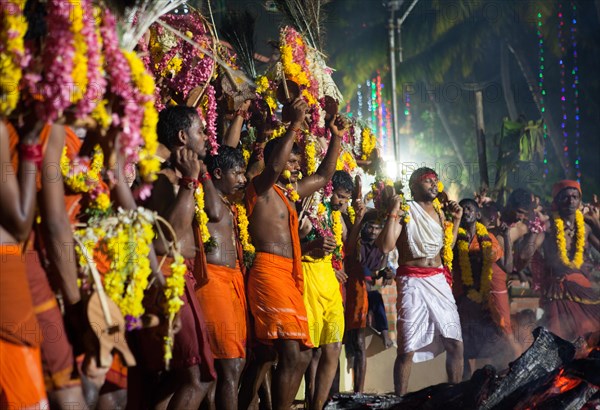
[480,201,501,221]
[157,106,199,150]
[408,167,437,196]
[459,198,480,211]
[206,146,245,176]
[263,138,301,165]
[332,171,354,193]
[506,188,534,212]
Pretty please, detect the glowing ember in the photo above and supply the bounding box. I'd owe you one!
[553,369,581,394]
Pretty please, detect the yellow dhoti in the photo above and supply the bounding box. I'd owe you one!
[302,255,345,347]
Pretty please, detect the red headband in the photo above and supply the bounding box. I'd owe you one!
[552,180,581,199]
[419,172,438,182]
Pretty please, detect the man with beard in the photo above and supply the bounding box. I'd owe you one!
[452,199,515,378]
[524,180,600,342]
[300,170,358,408]
[377,167,463,396]
[136,106,216,409]
[195,145,248,410]
[243,98,344,409]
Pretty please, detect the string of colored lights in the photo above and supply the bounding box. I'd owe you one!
[376,74,384,150]
[537,8,549,176]
[370,80,377,141]
[558,1,570,172]
[570,0,581,180]
[357,84,363,120]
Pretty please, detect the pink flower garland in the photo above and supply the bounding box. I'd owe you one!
[76,0,105,119]
[203,84,219,155]
[31,0,75,122]
[100,10,143,165]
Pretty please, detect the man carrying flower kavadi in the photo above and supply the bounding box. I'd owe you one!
[244,97,344,409]
[139,106,216,408]
[452,198,515,379]
[299,170,355,409]
[376,167,463,396]
[525,180,600,342]
[195,145,248,410]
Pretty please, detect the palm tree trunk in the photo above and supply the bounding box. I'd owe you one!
[424,80,467,169]
[500,42,518,121]
[506,41,570,178]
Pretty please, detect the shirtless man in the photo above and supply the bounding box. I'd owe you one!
[244,98,343,409]
[376,167,463,396]
[0,120,48,409]
[142,105,216,408]
[195,145,247,410]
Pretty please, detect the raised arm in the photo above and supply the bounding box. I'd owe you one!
[296,115,344,198]
[252,98,307,196]
[38,125,81,305]
[344,200,367,257]
[376,196,405,253]
[0,121,42,242]
[222,100,251,148]
[198,161,228,222]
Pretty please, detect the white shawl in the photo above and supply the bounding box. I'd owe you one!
[406,201,443,259]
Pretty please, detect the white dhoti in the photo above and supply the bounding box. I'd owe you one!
[396,272,462,362]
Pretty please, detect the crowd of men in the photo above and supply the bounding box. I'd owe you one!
[2,95,600,410]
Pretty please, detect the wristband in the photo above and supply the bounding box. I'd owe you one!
[235,109,252,121]
[199,171,211,182]
[180,176,200,190]
[19,143,43,168]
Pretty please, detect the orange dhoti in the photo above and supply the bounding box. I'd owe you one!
[0,245,47,408]
[196,263,247,359]
[247,252,312,348]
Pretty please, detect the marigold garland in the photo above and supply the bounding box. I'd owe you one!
[0,0,28,116]
[280,170,300,202]
[360,127,376,160]
[70,0,87,104]
[235,203,255,268]
[255,75,278,113]
[331,209,344,270]
[163,253,186,365]
[305,139,317,175]
[60,145,103,194]
[554,210,585,269]
[336,150,357,173]
[194,184,214,248]
[457,223,493,304]
[347,205,356,224]
[433,198,454,271]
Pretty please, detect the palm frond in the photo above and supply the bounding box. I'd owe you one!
[220,11,258,79]
[118,0,186,51]
[274,0,331,50]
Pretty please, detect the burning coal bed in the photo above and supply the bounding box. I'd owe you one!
[325,327,600,410]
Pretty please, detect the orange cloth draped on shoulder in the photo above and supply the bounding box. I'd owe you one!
[244,180,312,347]
[196,262,247,359]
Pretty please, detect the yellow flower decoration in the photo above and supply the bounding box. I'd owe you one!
[361,127,377,160]
[336,151,357,172]
[305,140,317,175]
[60,145,104,193]
[0,0,28,116]
[332,210,343,251]
[433,198,454,271]
[123,50,161,183]
[437,180,444,192]
[71,0,87,103]
[457,223,493,304]
[347,205,356,224]
[163,253,186,366]
[194,184,212,246]
[554,210,585,269]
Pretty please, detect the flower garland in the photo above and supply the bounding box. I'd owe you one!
[457,222,493,304]
[347,205,356,224]
[336,150,357,173]
[280,27,319,107]
[433,198,454,271]
[76,0,105,119]
[235,203,255,268]
[74,208,155,331]
[331,209,344,270]
[90,8,111,130]
[0,0,28,116]
[123,50,161,186]
[255,75,278,113]
[305,139,317,175]
[70,0,87,105]
[360,127,377,160]
[194,184,214,248]
[163,253,186,366]
[31,0,76,122]
[60,146,103,193]
[201,85,219,155]
[280,170,300,202]
[554,210,585,269]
